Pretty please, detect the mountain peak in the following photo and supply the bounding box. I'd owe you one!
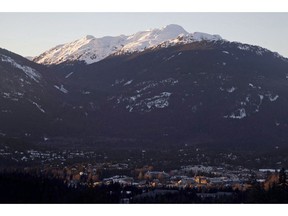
[33,24,221,65]
[191,32,223,41]
[83,35,95,40]
[161,24,188,34]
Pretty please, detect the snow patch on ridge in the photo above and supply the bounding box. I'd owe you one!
[227,87,236,93]
[65,72,74,79]
[266,93,279,102]
[225,108,247,119]
[123,80,133,86]
[0,54,41,82]
[29,100,45,113]
[154,32,223,50]
[54,85,68,94]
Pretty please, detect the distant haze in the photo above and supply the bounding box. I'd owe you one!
[0,13,287,58]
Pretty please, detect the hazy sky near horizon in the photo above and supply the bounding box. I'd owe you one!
[0,13,287,57]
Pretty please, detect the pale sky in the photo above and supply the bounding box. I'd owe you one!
[0,13,287,57]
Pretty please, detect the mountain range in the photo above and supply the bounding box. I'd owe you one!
[33,24,222,65]
[1,24,288,150]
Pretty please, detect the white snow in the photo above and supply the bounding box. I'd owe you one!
[120,24,188,54]
[123,80,133,86]
[248,83,256,88]
[33,35,127,65]
[269,94,279,102]
[33,24,224,65]
[164,54,175,61]
[136,79,178,94]
[65,72,74,79]
[144,92,172,109]
[238,44,250,51]
[136,82,158,93]
[259,94,264,101]
[2,92,11,99]
[227,87,236,93]
[0,54,41,82]
[15,92,24,97]
[160,78,179,85]
[34,24,188,65]
[54,85,68,94]
[146,93,171,109]
[120,91,172,112]
[266,92,279,102]
[2,92,22,101]
[236,43,281,58]
[130,94,141,101]
[30,100,45,113]
[226,108,246,119]
[156,32,223,50]
[190,32,222,42]
[245,96,250,102]
[161,92,172,97]
[146,99,169,109]
[32,24,285,66]
[255,95,264,112]
[117,79,178,112]
[256,49,264,56]
[112,79,125,86]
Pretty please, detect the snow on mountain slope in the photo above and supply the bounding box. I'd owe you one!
[0,54,41,82]
[33,24,224,65]
[33,35,127,65]
[119,24,188,52]
[151,32,224,50]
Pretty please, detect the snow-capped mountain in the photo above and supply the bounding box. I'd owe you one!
[2,26,288,151]
[42,38,288,149]
[33,24,222,65]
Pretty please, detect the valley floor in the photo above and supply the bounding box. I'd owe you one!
[1,141,288,203]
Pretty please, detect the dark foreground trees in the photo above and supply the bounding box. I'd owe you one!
[0,172,122,203]
[1,171,288,203]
